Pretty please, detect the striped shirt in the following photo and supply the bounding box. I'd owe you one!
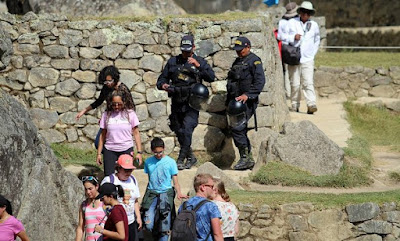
[84,201,107,241]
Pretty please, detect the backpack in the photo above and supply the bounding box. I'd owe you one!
[109,174,136,185]
[171,199,211,241]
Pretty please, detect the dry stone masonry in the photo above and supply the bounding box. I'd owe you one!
[314,66,400,102]
[237,201,400,241]
[0,11,289,159]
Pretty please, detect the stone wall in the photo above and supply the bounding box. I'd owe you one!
[314,66,400,100]
[237,201,400,241]
[0,11,288,158]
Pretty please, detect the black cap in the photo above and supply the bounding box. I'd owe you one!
[181,35,194,52]
[96,183,117,200]
[233,37,251,51]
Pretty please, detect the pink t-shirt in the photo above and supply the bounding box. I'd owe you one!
[100,110,139,152]
[0,216,25,241]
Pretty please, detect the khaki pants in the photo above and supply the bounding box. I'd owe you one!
[288,60,316,107]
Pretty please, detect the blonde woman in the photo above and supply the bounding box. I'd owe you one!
[212,179,239,241]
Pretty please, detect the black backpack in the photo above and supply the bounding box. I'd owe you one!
[171,199,211,241]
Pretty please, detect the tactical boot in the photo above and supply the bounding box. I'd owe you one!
[185,148,198,169]
[176,149,187,170]
[234,147,255,171]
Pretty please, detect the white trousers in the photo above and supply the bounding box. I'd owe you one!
[283,63,291,98]
[288,60,316,107]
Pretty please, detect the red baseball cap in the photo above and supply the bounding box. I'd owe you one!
[117,154,135,169]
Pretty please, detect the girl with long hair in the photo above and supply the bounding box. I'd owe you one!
[212,179,240,241]
[76,65,135,120]
[96,90,142,176]
[0,194,30,241]
[94,183,129,241]
[75,176,107,241]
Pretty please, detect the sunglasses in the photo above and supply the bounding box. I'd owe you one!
[81,176,98,183]
[112,102,124,107]
[153,151,164,155]
[203,184,214,189]
[104,79,114,85]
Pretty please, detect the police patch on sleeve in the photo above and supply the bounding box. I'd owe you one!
[254,61,261,65]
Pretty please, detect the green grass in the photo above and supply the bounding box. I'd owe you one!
[230,189,400,208]
[315,51,400,68]
[51,143,99,167]
[344,102,400,151]
[251,160,371,188]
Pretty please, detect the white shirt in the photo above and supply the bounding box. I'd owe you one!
[287,17,320,63]
[101,174,140,225]
[277,18,290,45]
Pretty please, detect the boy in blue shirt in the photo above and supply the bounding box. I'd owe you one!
[141,137,187,241]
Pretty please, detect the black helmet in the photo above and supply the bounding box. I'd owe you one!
[227,99,246,116]
[191,83,209,98]
[189,83,209,111]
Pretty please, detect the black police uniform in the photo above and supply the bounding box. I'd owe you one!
[157,54,214,169]
[227,52,266,170]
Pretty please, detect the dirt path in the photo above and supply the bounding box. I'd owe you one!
[65,98,400,195]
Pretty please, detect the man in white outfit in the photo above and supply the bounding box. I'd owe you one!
[287,1,320,114]
[277,2,298,99]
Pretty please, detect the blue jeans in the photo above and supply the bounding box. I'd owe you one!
[144,197,171,241]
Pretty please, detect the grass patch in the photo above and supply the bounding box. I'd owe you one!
[389,172,400,182]
[344,102,400,151]
[70,12,258,23]
[51,143,98,167]
[251,160,371,188]
[230,189,400,208]
[315,51,400,68]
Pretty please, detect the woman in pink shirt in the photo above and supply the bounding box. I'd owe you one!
[0,195,30,241]
[75,176,107,241]
[97,91,143,176]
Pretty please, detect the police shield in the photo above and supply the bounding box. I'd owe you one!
[189,83,209,111]
[227,99,247,128]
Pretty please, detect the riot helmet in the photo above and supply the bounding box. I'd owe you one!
[227,99,247,128]
[189,83,209,111]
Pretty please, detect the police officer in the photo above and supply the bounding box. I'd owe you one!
[226,36,266,170]
[157,35,215,170]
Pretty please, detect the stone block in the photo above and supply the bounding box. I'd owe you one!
[135,104,149,121]
[195,39,221,57]
[24,55,51,68]
[206,94,226,112]
[72,70,96,83]
[143,45,171,55]
[382,211,400,223]
[55,78,81,96]
[51,59,80,70]
[59,29,83,47]
[273,121,344,175]
[213,50,237,70]
[289,231,318,241]
[221,19,263,32]
[120,70,141,90]
[39,129,66,143]
[210,81,227,93]
[8,70,27,83]
[28,67,60,87]
[139,55,163,72]
[358,220,392,234]
[18,33,39,44]
[122,44,144,59]
[148,102,166,118]
[80,59,113,71]
[346,202,380,223]
[66,128,78,142]
[368,75,392,87]
[79,47,102,59]
[308,209,345,229]
[288,215,308,231]
[198,112,227,129]
[43,45,69,58]
[248,106,273,128]
[344,66,364,74]
[191,124,224,152]
[76,83,96,99]
[49,97,76,113]
[196,162,243,190]
[370,85,395,98]
[143,71,158,86]
[0,76,23,90]
[146,88,168,103]
[102,44,125,59]
[115,59,138,70]
[68,20,98,30]
[82,125,98,140]
[30,108,59,129]
[281,202,314,214]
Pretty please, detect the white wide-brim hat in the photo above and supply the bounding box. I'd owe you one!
[297,1,316,15]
